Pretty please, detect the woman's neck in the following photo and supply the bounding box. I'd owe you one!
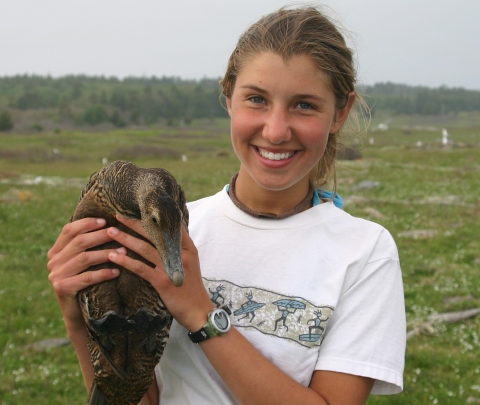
[232,167,312,218]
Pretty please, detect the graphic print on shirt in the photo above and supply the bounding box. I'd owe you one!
[203,278,334,348]
[208,284,226,307]
[233,291,266,322]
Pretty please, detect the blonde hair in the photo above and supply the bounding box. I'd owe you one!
[220,6,368,190]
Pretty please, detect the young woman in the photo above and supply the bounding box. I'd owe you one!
[47,6,406,405]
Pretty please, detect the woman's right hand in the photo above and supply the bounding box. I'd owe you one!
[47,218,121,328]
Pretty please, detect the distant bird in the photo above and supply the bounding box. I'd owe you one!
[442,128,453,146]
[71,160,188,405]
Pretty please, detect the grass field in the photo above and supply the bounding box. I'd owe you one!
[0,120,479,404]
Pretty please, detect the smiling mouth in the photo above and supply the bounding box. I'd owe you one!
[257,147,296,161]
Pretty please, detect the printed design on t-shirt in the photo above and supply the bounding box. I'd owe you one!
[233,291,266,322]
[204,278,334,348]
[208,284,227,308]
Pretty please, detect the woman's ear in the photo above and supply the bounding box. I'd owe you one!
[330,92,356,134]
[226,97,232,117]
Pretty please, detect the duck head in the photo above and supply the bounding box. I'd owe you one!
[138,189,185,287]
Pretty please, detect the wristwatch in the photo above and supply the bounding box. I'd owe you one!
[188,307,231,344]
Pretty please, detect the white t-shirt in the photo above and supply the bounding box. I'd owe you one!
[156,187,406,404]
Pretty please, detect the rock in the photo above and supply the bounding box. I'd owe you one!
[406,322,437,340]
[340,177,356,185]
[352,180,380,191]
[28,338,71,351]
[398,230,438,239]
[407,308,480,341]
[0,188,34,202]
[419,195,460,205]
[363,207,384,219]
[429,308,480,323]
[342,196,371,206]
[443,295,474,306]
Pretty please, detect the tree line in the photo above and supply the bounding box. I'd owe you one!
[360,82,480,116]
[1,75,480,131]
[0,75,228,129]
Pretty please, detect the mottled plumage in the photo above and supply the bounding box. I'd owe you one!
[71,160,188,405]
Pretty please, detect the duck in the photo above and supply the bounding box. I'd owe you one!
[71,160,188,405]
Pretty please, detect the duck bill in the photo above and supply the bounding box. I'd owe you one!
[161,229,184,287]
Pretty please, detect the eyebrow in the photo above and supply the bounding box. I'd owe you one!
[240,84,267,94]
[239,84,327,104]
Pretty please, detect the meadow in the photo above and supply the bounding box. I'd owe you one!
[0,118,479,404]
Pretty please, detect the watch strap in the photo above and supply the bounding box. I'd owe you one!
[188,328,211,344]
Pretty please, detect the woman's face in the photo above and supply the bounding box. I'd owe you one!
[226,52,353,194]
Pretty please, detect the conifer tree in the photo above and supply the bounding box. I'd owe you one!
[0,110,14,131]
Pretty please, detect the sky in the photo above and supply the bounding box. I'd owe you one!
[1,0,479,89]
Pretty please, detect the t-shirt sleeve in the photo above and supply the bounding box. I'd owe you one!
[315,233,406,394]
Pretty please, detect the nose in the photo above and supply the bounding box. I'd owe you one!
[262,107,292,144]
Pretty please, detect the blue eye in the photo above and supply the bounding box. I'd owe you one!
[297,102,313,110]
[250,96,264,104]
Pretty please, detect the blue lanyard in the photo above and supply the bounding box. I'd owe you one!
[313,189,344,208]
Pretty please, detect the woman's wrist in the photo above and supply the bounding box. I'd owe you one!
[63,315,87,339]
[182,302,216,333]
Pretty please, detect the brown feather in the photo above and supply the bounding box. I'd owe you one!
[72,160,188,405]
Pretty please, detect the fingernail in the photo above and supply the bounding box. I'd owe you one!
[96,218,106,225]
[116,247,126,254]
[109,227,119,235]
[112,269,119,275]
[109,252,117,260]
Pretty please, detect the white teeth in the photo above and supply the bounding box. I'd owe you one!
[259,149,294,161]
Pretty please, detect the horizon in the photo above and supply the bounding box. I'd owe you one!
[1,73,478,92]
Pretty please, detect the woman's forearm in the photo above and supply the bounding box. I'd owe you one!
[65,321,95,392]
[199,327,328,405]
[199,327,373,405]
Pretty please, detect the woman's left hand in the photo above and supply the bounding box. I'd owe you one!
[107,215,214,332]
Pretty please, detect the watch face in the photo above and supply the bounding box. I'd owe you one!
[212,309,231,333]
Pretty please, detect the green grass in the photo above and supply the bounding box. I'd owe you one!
[339,138,480,404]
[0,123,479,404]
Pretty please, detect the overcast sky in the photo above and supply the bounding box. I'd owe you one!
[1,0,479,89]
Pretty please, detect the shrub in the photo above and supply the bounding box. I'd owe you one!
[109,110,126,127]
[0,110,14,131]
[82,105,108,126]
[31,123,44,132]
